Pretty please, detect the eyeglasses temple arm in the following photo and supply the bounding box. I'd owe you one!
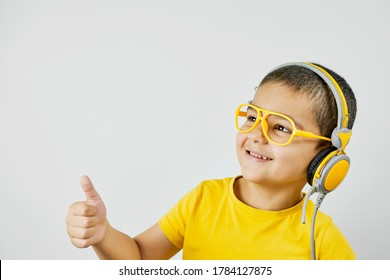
[295,130,332,141]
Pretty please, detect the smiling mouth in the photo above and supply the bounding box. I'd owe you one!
[246,150,272,161]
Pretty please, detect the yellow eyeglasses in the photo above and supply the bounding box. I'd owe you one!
[235,103,332,146]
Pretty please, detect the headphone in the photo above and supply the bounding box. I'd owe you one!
[271,62,352,260]
[272,62,352,194]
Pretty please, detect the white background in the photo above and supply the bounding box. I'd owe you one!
[0,0,389,260]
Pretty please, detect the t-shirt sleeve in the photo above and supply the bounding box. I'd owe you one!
[317,218,356,260]
[158,186,199,249]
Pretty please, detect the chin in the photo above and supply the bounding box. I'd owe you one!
[240,170,271,185]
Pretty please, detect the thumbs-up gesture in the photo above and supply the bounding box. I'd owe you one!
[66,176,108,248]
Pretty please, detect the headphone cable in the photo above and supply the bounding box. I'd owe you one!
[301,186,316,224]
[301,186,327,260]
[310,192,327,260]
[310,206,319,260]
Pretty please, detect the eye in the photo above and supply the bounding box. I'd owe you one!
[274,124,292,134]
[247,115,257,122]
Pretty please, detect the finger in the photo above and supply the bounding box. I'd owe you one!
[80,175,102,204]
[67,225,97,240]
[69,202,97,217]
[68,215,99,228]
[70,237,95,248]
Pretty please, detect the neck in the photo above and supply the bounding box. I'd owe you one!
[234,177,304,211]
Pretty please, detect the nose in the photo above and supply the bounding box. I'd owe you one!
[247,122,268,144]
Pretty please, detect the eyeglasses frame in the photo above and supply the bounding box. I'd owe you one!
[235,103,332,146]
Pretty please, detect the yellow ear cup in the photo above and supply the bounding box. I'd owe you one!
[323,158,350,191]
[311,150,350,193]
[307,147,350,193]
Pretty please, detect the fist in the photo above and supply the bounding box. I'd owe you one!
[66,176,107,248]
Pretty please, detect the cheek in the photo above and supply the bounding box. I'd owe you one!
[276,144,318,173]
[236,132,245,148]
[235,133,246,158]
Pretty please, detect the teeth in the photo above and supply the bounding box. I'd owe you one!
[249,151,271,160]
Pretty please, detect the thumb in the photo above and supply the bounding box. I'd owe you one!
[80,175,102,204]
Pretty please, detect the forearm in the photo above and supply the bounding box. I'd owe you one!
[92,222,141,260]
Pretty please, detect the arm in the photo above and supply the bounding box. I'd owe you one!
[66,176,179,260]
[134,223,180,259]
[91,221,141,260]
[92,222,180,260]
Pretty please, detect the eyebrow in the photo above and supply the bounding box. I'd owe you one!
[292,118,304,130]
[247,107,257,113]
[249,103,305,130]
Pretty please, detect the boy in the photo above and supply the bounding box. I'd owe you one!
[66,62,357,259]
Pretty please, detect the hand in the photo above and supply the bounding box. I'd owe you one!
[66,175,108,248]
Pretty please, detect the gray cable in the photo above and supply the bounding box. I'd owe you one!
[311,206,319,260]
[302,187,327,260]
[310,193,327,260]
[301,186,316,224]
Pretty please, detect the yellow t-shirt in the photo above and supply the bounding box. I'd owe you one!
[158,176,356,260]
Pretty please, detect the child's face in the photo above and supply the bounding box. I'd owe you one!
[236,82,323,190]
